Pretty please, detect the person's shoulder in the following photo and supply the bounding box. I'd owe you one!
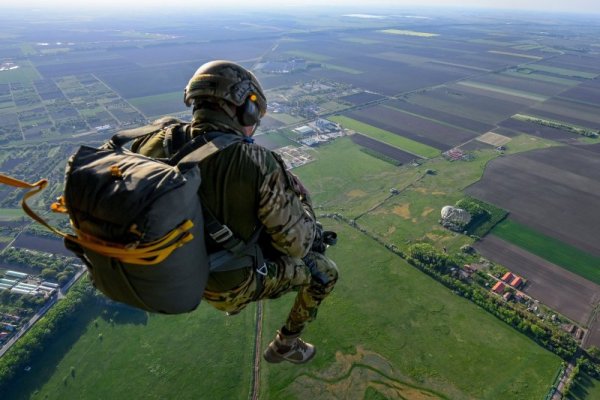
[232,141,281,175]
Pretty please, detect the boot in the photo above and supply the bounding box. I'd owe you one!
[263,330,316,364]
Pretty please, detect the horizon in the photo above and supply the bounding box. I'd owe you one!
[3,1,600,16]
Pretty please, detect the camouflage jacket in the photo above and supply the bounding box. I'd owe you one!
[132,123,317,290]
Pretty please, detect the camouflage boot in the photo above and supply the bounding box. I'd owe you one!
[263,330,316,364]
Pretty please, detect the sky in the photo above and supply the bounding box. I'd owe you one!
[7,0,600,14]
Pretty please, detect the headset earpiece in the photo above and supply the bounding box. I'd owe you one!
[238,95,261,126]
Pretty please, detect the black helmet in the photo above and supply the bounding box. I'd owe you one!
[184,60,267,126]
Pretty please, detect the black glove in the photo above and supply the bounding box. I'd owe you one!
[311,222,337,254]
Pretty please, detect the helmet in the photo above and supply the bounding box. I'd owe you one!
[184,60,267,126]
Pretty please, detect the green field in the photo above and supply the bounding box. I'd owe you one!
[380,29,439,37]
[492,219,600,285]
[0,208,25,220]
[127,91,186,118]
[456,81,548,102]
[259,221,561,399]
[268,112,305,125]
[524,64,598,79]
[5,303,256,400]
[294,137,424,217]
[0,62,41,84]
[321,63,363,74]
[256,130,298,148]
[340,37,380,44]
[329,115,440,158]
[487,50,542,60]
[568,373,600,400]
[284,50,333,62]
[5,133,567,399]
[503,69,580,86]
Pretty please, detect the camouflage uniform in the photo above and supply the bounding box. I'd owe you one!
[134,123,338,334]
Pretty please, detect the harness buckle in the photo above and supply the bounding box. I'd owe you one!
[256,263,268,276]
[209,225,233,243]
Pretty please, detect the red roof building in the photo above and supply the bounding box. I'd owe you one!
[501,272,515,283]
[511,276,523,288]
[492,281,505,294]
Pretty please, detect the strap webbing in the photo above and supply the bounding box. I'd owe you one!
[169,132,242,166]
[111,117,180,148]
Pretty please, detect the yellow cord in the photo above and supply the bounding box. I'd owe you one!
[0,173,194,265]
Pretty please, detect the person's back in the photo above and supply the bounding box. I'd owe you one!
[135,60,338,364]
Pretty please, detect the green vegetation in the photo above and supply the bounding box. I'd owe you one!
[295,137,422,217]
[0,247,78,285]
[457,81,548,102]
[567,373,600,400]
[380,29,439,37]
[513,114,599,138]
[468,39,514,47]
[524,64,598,79]
[320,63,363,74]
[4,282,255,400]
[329,115,440,158]
[458,197,508,237]
[492,219,600,285]
[319,101,349,112]
[256,130,297,148]
[284,50,332,61]
[340,37,380,44]
[0,62,41,84]
[487,50,542,60]
[503,69,580,86]
[129,91,183,114]
[0,208,25,220]
[260,222,562,399]
[359,147,402,166]
[0,280,96,395]
[268,112,304,125]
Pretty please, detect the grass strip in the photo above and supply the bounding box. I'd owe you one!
[492,219,600,285]
[329,115,440,158]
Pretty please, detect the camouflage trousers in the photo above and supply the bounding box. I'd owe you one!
[203,252,338,333]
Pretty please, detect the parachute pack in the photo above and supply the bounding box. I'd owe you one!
[0,119,263,314]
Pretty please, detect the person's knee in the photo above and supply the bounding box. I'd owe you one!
[311,252,338,287]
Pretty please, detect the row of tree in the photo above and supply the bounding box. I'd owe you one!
[322,213,597,369]
[0,279,96,393]
[0,247,77,286]
[407,243,579,359]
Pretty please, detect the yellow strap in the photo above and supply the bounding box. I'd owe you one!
[0,173,194,265]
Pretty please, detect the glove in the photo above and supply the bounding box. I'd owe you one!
[311,222,337,254]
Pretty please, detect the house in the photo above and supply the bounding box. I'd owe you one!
[501,272,514,283]
[511,276,523,288]
[492,281,505,294]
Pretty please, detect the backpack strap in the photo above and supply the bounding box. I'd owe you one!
[163,124,190,157]
[110,117,181,148]
[168,132,243,166]
[164,132,265,274]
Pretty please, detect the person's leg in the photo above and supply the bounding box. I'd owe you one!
[283,252,338,334]
[264,252,338,364]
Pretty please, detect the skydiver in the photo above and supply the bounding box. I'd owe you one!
[132,60,338,364]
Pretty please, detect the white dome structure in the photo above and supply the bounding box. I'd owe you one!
[441,206,472,226]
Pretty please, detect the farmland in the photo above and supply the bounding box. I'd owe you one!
[492,219,600,285]
[466,145,600,258]
[329,115,440,158]
[474,235,600,337]
[350,133,419,165]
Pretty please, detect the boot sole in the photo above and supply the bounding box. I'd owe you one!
[263,347,317,364]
